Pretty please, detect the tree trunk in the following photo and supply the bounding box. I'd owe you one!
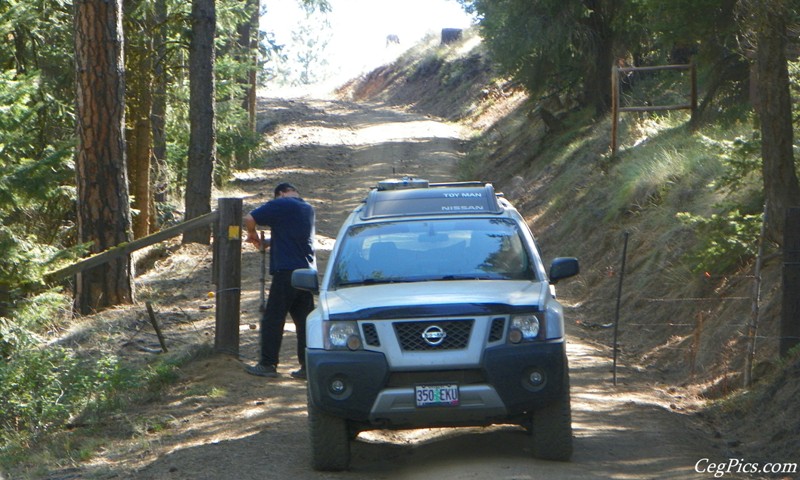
[756,0,800,244]
[152,0,168,205]
[125,0,154,239]
[782,208,800,357]
[581,0,614,116]
[183,0,216,245]
[246,1,258,142]
[73,0,134,314]
[235,0,258,168]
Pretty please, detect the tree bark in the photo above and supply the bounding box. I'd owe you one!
[581,0,615,116]
[782,208,800,357]
[125,0,154,239]
[152,0,168,205]
[235,0,258,168]
[755,0,800,244]
[73,0,134,314]
[183,0,216,245]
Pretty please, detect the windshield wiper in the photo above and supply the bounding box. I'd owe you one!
[440,274,496,281]
[362,278,401,285]
[337,278,414,287]
[337,275,498,287]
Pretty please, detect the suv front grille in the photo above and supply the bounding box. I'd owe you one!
[394,320,473,351]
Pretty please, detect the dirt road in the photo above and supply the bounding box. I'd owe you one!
[90,97,735,480]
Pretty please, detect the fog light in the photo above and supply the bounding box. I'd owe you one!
[529,371,544,386]
[346,334,362,351]
[330,379,346,394]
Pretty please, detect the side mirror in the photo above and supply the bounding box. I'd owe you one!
[291,268,319,294]
[549,257,579,284]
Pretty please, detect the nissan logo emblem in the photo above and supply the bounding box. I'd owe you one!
[422,325,446,346]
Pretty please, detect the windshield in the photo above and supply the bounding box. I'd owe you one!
[331,218,536,288]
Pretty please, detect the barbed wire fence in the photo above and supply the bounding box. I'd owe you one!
[606,212,798,389]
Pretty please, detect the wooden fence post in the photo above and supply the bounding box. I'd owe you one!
[215,197,242,356]
[781,207,800,357]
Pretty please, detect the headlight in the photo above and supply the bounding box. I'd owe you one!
[509,314,541,343]
[325,322,362,350]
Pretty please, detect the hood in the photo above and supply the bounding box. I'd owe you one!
[320,280,548,320]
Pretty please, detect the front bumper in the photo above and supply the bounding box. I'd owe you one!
[306,341,568,428]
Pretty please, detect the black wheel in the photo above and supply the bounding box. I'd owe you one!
[530,365,573,461]
[307,390,350,471]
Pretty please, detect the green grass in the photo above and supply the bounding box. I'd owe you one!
[0,338,213,475]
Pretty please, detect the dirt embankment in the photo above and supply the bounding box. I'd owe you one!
[44,97,753,480]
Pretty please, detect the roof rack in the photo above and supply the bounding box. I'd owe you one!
[428,181,485,188]
[375,178,491,191]
[376,177,429,191]
[361,179,503,219]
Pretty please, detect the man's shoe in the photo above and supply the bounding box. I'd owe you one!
[290,367,306,380]
[245,363,279,378]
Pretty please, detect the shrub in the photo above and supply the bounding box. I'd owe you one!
[676,208,762,274]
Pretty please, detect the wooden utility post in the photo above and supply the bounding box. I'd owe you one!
[215,197,242,356]
[781,207,800,357]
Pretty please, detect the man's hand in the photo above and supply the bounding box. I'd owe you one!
[246,231,263,249]
[244,213,269,249]
[246,231,270,250]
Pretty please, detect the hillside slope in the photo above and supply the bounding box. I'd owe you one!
[338,29,800,466]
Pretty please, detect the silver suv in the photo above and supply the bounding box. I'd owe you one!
[292,179,579,471]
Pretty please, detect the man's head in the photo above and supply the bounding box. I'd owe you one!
[274,182,299,198]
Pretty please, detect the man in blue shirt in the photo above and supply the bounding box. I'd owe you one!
[244,182,315,379]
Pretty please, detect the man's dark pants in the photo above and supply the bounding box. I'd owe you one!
[260,270,314,368]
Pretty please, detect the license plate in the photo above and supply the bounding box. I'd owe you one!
[415,384,460,407]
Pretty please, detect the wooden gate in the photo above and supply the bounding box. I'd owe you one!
[46,197,243,355]
[611,64,697,155]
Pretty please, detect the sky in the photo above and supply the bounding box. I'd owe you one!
[260,0,476,89]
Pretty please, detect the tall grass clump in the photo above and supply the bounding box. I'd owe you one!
[609,114,716,210]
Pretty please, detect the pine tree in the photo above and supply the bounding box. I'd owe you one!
[74,0,134,313]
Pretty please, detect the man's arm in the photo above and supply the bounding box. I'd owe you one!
[244,213,269,249]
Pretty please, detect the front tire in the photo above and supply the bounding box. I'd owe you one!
[530,365,573,461]
[307,390,350,471]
